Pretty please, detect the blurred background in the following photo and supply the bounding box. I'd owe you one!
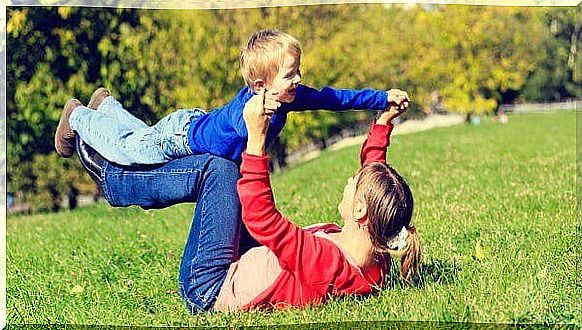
[6,4,580,213]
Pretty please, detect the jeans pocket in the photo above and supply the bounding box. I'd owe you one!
[161,131,190,159]
[159,110,198,159]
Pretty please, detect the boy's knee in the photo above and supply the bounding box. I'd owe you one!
[100,95,121,109]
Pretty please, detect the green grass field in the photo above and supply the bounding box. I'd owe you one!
[7,111,578,326]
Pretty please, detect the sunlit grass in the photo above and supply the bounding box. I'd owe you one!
[7,111,577,326]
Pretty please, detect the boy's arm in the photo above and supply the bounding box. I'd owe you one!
[288,84,388,112]
[288,85,409,113]
[360,107,401,166]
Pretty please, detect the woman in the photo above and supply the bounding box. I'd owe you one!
[73,91,420,313]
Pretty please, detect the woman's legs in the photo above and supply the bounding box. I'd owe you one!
[99,153,242,312]
[176,157,242,312]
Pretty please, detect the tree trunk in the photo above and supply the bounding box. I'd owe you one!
[267,137,287,172]
[67,187,79,210]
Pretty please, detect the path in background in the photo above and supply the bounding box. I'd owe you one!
[289,113,465,166]
[287,98,581,167]
[498,99,580,114]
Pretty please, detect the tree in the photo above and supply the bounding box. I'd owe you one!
[7,7,149,211]
[406,6,545,115]
[523,6,581,101]
[7,5,569,211]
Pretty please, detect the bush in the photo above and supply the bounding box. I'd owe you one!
[10,152,98,213]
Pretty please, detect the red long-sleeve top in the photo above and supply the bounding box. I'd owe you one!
[218,121,394,311]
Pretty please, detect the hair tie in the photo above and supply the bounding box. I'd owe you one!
[386,227,408,251]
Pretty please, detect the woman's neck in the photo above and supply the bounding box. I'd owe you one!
[329,228,375,270]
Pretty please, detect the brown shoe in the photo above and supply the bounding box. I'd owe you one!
[55,99,83,158]
[87,87,110,110]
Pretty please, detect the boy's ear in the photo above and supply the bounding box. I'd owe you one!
[252,79,266,92]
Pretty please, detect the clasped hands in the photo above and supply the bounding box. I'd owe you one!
[243,88,412,156]
[243,89,272,156]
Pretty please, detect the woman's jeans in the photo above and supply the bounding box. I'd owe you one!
[69,96,205,166]
[99,153,258,312]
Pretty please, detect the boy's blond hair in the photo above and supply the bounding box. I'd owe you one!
[240,29,302,90]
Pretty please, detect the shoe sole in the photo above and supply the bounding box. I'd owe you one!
[88,87,111,110]
[75,135,104,185]
[55,99,82,158]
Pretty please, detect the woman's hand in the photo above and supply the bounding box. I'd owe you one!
[376,105,405,125]
[264,90,282,116]
[243,89,271,156]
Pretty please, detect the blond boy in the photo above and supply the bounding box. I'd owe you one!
[55,29,409,165]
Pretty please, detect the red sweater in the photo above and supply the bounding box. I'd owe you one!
[236,122,394,310]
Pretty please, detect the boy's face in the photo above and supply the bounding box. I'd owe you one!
[265,53,302,103]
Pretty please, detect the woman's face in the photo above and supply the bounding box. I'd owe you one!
[338,173,360,222]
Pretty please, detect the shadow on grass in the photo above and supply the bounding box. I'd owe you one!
[384,259,462,289]
[415,259,462,287]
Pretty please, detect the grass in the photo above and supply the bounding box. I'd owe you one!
[6,111,578,326]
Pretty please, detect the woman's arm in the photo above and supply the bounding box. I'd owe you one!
[238,153,336,272]
[239,90,340,272]
[360,106,403,166]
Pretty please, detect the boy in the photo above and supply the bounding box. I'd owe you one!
[55,29,409,165]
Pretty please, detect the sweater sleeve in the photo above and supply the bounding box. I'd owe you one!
[360,121,394,166]
[237,152,338,274]
[287,84,389,112]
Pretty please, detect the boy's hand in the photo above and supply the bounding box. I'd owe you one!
[387,89,410,111]
[264,90,282,115]
[243,89,271,156]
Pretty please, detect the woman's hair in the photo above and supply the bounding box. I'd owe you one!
[239,29,302,89]
[355,162,421,283]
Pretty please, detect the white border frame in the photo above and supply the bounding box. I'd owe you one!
[1,1,579,329]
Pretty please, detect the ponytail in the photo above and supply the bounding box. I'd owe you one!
[399,225,421,283]
[356,162,420,283]
[376,225,421,284]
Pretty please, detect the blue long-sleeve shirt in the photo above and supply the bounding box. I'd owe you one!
[187,84,389,163]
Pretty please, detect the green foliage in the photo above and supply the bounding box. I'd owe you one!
[7,112,577,325]
[523,6,581,101]
[7,7,126,209]
[406,6,545,114]
[7,5,576,210]
[27,153,98,212]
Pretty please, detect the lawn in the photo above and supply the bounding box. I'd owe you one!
[6,111,578,326]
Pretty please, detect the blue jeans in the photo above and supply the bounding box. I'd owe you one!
[69,96,205,166]
[99,153,258,312]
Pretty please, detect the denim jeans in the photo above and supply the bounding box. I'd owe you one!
[69,96,205,166]
[99,153,259,312]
